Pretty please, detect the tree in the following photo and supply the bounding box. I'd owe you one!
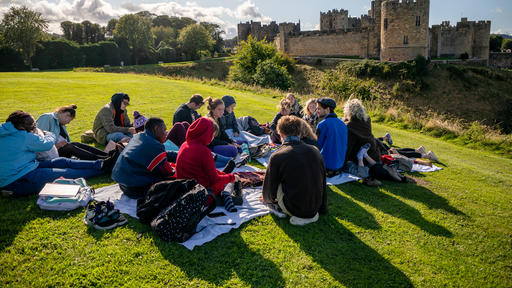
[169,17,196,31]
[490,35,504,52]
[114,14,153,65]
[61,21,73,40]
[178,24,212,60]
[151,26,176,47]
[200,22,225,57]
[502,39,512,51]
[106,19,118,36]
[152,15,173,28]
[71,22,84,44]
[0,6,48,68]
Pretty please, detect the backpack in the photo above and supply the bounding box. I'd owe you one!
[37,178,94,211]
[136,179,197,225]
[249,143,272,159]
[247,116,265,136]
[150,183,215,242]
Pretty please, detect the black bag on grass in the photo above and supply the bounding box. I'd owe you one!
[150,183,215,242]
[136,179,198,224]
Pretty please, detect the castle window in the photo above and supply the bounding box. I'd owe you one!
[403,35,409,45]
[384,18,388,30]
[416,16,421,26]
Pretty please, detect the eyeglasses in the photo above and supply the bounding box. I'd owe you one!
[122,100,130,106]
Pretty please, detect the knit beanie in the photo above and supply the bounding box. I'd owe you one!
[133,111,148,130]
[222,95,236,108]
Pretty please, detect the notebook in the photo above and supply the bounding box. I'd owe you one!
[39,183,81,198]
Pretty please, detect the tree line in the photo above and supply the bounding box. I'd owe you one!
[0,6,228,71]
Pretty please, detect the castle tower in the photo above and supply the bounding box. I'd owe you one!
[380,0,430,61]
[237,22,250,43]
[472,21,491,61]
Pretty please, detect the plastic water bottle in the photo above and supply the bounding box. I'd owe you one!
[241,143,251,162]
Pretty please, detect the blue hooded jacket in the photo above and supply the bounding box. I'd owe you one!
[316,113,348,171]
[0,121,56,187]
[36,112,71,142]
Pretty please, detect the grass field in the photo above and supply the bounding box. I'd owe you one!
[0,72,511,287]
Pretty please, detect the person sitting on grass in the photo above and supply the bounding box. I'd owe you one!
[93,93,135,145]
[0,111,106,197]
[205,97,239,158]
[270,98,293,144]
[286,93,303,117]
[262,116,327,226]
[173,94,204,125]
[302,98,318,132]
[112,117,178,199]
[315,97,348,178]
[343,99,404,186]
[176,117,239,212]
[37,104,112,160]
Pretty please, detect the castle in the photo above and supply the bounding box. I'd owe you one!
[237,0,491,63]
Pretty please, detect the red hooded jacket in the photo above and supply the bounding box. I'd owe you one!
[176,117,235,200]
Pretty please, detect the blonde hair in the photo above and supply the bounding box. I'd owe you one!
[302,98,317,117]
[279,98,292,110]
[343,98,369,122]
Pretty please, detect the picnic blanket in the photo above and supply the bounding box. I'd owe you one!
[94,166,270,250]
[255,149,442,185]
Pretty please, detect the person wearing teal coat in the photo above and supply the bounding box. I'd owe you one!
[1,111,105,197]
[37,105,109,160]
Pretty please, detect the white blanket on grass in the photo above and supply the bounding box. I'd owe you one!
[93,166,270,250]
[255,149,442,186]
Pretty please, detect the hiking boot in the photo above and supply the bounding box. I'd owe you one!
[290,213,319,226]
[416,146,427,155]
[384,133,393,146]
[222,160,236,174]
[427,151,439,162]
[232,181,243,206]
[363,177,381,187]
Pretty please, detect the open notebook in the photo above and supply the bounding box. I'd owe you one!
[39,183,81,198]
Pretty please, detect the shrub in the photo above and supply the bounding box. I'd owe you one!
[320,70,375,101]
[460,52,469,60]
[98,41,120,66]
[32,39,81,69]
[157,46,177,63]
[80,43,103,67]
[252,59,294,90]
[0,46,26,71]
[229,36,295,89]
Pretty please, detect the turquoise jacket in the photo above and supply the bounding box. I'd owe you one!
[0,121,56,187]
[36,112,71,142]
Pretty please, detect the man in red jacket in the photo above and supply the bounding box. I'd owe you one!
[176,117,239,212]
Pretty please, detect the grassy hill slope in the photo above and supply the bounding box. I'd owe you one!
[0,72,511,287]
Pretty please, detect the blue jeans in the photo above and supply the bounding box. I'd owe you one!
[2,158,104,197]
[213,152,232,169]
[106,132,133,143]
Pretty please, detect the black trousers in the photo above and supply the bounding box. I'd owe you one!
[58,142,108,160]
[396,148,422,158]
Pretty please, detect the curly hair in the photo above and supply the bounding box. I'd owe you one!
[302,98,317,117]
[343,98,368,122]
[278,98,292,110]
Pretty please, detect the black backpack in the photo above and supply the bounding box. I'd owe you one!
[136,179,198,224]
[150,183,215,242]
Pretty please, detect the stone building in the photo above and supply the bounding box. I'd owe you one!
[243,0,491,63]
[237,21,300,43]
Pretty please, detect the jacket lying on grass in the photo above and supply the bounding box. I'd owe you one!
[0,121,56,187]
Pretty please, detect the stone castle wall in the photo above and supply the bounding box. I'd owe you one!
[380,0,430,61]
[282,30,368,58]
[489,52,512,69]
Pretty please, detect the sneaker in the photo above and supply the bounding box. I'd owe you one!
[363,177,381,187]
[235,153,250,168]
[84,201,127,230]
[222,159,236,174]
[427,151,439,162]
[384,133,393,146]
[101,150,120,173]
[416,146,427,155]
[289,213,319,226]
[1,190,13,197]
[383,165,403,182]
[357,143,371,160]
[267,203,287,218]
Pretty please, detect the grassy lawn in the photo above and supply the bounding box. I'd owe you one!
[0,72,511,287]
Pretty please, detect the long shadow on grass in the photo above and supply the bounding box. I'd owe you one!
[328,187,381,230]
[154,225,286,287]
[388,180,466,216]
[0,195,82,252]
[341,182,453,237]
[276,211,413,287]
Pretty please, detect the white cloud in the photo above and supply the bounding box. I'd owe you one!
[0,0,272,39]
[495,7,503,14]
[301,22,320,31]
[492,28,512,35]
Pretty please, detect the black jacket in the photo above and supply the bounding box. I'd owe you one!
[262,139,327,218]
[173,104,200,125]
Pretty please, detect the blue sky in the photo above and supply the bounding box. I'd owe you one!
[1,0,510,37]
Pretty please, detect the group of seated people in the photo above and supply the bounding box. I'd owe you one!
[0,92,439,226]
